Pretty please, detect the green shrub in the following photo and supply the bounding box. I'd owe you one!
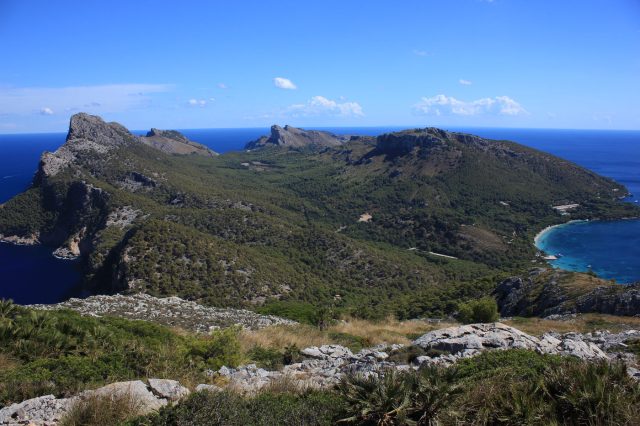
[188,327,242,370]
[456,297,499,324]
[336,367,461,425]
[130,389,343,426]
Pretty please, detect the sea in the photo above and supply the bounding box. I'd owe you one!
[1,126,639,303]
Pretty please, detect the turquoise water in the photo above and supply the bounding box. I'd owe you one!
[535,220,640,284]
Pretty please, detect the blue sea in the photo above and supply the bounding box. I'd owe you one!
[1,126,639,304]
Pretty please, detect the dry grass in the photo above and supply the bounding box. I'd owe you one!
[239,324,328,353]
[0,352,17,370]
[60,390,145,426]
[330,316,452,346]
[504,314,640,336]
[239,317,453,353]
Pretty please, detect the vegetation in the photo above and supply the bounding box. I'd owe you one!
[129,350,640,426]
[61,390,145,426]
[456,297,499,324]
[1,122,636,319]
[0,301,241,404]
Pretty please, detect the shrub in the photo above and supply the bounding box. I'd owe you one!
[543,360,640,425]
[188,326,242,370]
[130,389,343,426]
[336,367,460,425]
[456,297,499,324]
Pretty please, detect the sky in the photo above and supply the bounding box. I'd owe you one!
[0,0,639,133]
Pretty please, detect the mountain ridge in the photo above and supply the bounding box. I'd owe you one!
[0,113,637,318]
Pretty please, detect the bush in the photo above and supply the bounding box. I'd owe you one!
[336,367,461,425]
[456,297,499,324]
[188,327,242,370]
[130,389,343,426]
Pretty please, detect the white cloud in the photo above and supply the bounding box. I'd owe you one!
[287,96,364,117]
[273,77,297,90]
[0,84,171,116]
[188,98,207,107]
[217,83,227,89]
[413,94,527,116]
[413,49,429,57]
[40,107,54,115]
[209,97,216,102]
[459,79,472,85]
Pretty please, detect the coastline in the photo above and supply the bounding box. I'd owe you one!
[533,220,588,248]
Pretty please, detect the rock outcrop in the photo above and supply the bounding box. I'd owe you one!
[31,293,296,331]
[139,128,218,157]
[245,125,349,149]
[2,323,637,425]
[413,323,608,364]
[37,113,136,179]
[495,269,640,317]
[0,379,181,426]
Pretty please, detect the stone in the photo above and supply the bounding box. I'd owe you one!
[83,380,167,413]
[148,379,190,402]
[195,384,223,393]
[0,395,71,426]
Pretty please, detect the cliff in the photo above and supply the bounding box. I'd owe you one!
[245,124,349,149]
[139,128,218,156]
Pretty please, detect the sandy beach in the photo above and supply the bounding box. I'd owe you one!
[534,220,588,247]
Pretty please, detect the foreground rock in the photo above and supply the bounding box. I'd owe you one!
[0,379,184,426]
[213,323,623,393]
[413,323,608,365]
[31,293,296,332]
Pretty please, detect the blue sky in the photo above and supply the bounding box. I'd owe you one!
[0,0,639,132]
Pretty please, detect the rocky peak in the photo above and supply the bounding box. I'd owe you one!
[38,113,135,179]
[245,124,348,149]
[67,113,134,148]
[373,127,495,159]
[140,128,217,156]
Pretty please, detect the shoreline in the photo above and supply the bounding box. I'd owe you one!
[533,220,588,248]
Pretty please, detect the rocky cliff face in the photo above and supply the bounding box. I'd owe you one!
[37,113,136,179]
[245,125,349,149]
[495,269,640,317]
[139,128,218,156]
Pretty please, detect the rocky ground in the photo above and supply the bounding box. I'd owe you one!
[30,293,296,332]
[4,322,638,425]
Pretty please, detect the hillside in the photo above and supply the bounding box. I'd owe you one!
[0,113,636,318]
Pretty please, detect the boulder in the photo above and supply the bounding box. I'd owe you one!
[148,379,190,402]
[0,395,71,426]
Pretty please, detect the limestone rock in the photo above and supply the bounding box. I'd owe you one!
[195,384,223,393]
[246,125,349,149]
[31,293,296,332]
[0,395,70,426]
[83,380,166,413]
[140,129,218,157]
[148,379,190,402]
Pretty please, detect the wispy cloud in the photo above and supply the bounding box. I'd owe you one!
[286,96,363,117]
[188,99,207,107]
[0,84,171,116]
[413,49,429,57]
[273,77,297,90]
[413,94,527,116]
[217,83,228,89]
[459,79,472,86]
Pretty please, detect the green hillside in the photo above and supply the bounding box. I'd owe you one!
[0,114,635,319]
